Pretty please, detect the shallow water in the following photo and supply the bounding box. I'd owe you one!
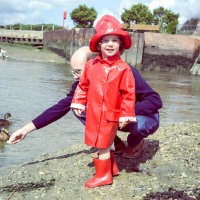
[0,59,200,168]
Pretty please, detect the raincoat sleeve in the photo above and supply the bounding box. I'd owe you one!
[70,65,89,110]
[119,67,136,122]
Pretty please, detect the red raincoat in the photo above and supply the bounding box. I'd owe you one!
[71,54,136,148]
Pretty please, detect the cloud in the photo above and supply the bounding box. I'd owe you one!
[148,0,200,24]
[0,0,67,25]
[148,0,176,10]
[0,0,199,28]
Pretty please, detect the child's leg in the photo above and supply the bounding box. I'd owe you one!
[85,147,112,188]
[91,146,119,176]
[98,148,110,160]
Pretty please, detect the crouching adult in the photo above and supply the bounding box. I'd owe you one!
[76,60,163,158]
[8,46,162,160]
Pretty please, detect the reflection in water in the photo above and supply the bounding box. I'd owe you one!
[0,142,6,150]
[1,59,200,168]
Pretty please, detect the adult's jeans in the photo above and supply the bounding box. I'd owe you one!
[73,110,159,148]
[119,114,159,148]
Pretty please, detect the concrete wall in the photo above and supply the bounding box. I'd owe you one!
[43,28,144,69]
[144,32,199,58]
[0,29,43,45]
[1,28,199,72]
[43,28,200,72]
[143,32,200,72]
[43,28,95,61]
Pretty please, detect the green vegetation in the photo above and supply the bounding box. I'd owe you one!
[121,4,179,34]
[0,24,62,31]
[153,7,179,34]
[70,4,97,28]
[121,3,153,25]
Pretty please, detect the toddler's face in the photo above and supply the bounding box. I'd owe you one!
[99,35,120,58]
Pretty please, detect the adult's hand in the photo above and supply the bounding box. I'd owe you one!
[7,122,36,144]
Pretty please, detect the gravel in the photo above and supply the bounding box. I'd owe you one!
[0,121,199,200]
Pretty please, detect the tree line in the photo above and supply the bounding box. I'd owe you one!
[0,24,62,31]
[70,4,180,34]
[70,4,199,34]
[1,3,199,34]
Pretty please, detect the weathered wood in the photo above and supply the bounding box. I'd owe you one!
[122,24,160,32]
[129,24,160,32]
[43,29,144,68]
[190,53,200,75]
[190,64,200,75]
[121,33,144,68]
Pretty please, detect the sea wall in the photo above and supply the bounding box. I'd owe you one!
[1,28,199,72]
[143,32,200,72]
[43,28,200,72]
[0,29,43,45]
[43,28,144,69]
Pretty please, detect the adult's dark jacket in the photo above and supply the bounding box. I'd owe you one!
[32,66,163,129]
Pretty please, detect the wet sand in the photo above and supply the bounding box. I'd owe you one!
[0,42,67,64]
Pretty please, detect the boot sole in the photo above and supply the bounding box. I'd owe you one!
[85,181,113,188]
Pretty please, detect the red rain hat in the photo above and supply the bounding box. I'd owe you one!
[90,15,132,52]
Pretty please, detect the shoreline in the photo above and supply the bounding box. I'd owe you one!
[0,42,67,64]
[0,121,199,200]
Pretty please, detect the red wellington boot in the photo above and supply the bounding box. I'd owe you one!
[110,151,119,176]
[92,152,119,176]
[85,158,112,188]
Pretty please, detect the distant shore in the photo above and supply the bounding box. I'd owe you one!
[0,42,67,64]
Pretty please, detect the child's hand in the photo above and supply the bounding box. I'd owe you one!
[119,121,129,129]
[73,108,84,117]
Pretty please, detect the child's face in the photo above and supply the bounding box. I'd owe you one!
[99,35,121,58]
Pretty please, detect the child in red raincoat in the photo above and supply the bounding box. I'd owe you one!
[71,15,136,188]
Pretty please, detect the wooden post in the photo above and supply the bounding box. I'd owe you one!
[121,32,144,68]
[136,33,144,68]
[190,53,200,75]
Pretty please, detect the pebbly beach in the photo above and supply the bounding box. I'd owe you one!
[0,121,199,200]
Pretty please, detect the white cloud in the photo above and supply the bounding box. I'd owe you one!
[148,0,176,10]
[148,0,200,24]
[0,0,199,28]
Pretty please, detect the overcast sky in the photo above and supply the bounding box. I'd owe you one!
[0,0,199,29]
